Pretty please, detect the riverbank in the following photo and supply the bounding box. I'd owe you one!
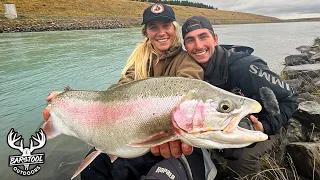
[2,14,320,33]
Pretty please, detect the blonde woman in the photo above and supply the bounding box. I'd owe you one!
[119,4,203,84]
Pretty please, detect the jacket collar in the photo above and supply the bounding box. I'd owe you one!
[204,45,230,86]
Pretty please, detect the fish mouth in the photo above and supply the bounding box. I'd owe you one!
[171,107,268,148]
[172,112,255,136]
[172,117,268,149]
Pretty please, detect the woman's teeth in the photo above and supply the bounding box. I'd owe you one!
[158,38,168,42]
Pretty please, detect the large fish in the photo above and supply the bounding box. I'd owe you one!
[43,77,268,179]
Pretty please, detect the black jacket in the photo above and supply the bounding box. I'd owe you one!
[204,45,298,135]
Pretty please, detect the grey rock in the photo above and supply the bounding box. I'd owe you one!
[298,97,307,103]
[296,45,316,53]
[299,92,320,104]
[282,64,320,79]
[293,101,320,129]
[286,118,308,142]
[303,83,317,93]
[308,131,320,142]
[284,78,303,92]
[310,52,320,61]
[285,54,308,66]
[286,142,320,180]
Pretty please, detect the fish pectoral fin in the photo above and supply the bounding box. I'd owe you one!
[71,150,102,179]
[128,132,178,148]
[43,117,62,139]
[108,154,118,163]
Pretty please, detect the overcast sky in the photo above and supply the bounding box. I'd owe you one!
[190,0,320,19]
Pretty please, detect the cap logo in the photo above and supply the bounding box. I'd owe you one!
[151,4,164,14]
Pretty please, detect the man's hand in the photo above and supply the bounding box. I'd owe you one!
[43,92,61,122]
[150,140,193,158]
[249,115,264,132]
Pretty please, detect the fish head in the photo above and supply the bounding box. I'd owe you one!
[172,91,268,149]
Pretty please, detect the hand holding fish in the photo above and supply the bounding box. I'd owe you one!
[150,140,193,158]
[43,92,61,122]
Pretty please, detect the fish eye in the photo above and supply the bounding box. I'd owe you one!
[218,100,233,113]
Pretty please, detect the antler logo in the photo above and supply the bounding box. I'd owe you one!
[7,128,46,176]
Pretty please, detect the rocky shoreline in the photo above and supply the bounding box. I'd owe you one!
[0,16,136,33]
[212,38,320,180]
[274,38,320,180]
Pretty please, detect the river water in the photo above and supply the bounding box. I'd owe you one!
[0,21,319,180]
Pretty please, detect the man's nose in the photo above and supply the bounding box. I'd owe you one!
[194,39,203,49]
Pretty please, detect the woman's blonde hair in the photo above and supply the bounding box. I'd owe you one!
[121,21,182,80]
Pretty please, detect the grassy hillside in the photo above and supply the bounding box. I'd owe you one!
[0,0,280,25]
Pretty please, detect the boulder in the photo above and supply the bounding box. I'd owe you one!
[285,118,308,142]
[282,64,320,79]
[310,52,320,62]
[293,101,320,129]
[284,54,308,66]
[308,131,320,142]
[286,142,320,180]
[298,92,320,104]
[296,45,316,53]
[284,78,303,92]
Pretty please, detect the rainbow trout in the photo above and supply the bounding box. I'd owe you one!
[43,77,268,179]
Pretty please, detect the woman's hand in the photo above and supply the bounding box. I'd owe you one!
[150,140,193,158]
[43,92,61,122]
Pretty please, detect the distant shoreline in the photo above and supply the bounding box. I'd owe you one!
[1,0,320,33]
[1,15,319,33]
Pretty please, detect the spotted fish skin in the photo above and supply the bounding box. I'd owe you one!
[43,77,268,179]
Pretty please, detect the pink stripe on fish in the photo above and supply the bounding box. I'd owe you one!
[53,97,177,125]
[54,100,137,125]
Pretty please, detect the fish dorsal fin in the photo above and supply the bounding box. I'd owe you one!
[128,131,178,148]
[64,86,73,91]
[71,150,101,179]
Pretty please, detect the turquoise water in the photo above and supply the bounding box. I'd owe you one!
[0,22,319,179]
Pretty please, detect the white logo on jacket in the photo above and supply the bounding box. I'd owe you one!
[249,64,293,92]
[156,166,175,179]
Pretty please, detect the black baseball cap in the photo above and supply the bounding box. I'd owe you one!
[182,16,214,38]
[141,3,176,25]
